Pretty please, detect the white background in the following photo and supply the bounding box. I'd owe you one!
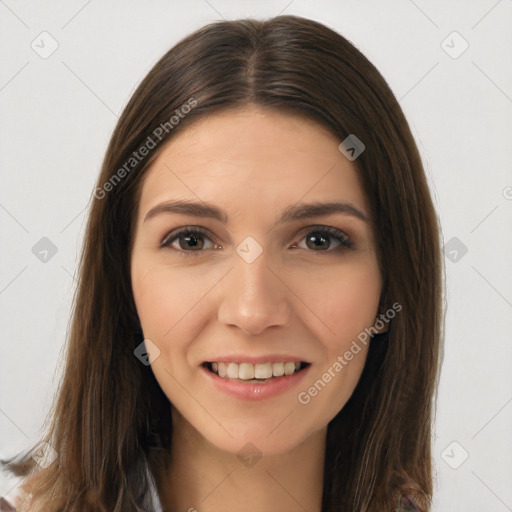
[1,1,511,510]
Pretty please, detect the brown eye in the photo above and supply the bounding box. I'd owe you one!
[295,227,353,252]
[175,232,205,250]
[161,227,220,255]
[305,231,333,250]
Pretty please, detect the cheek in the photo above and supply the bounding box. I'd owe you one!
[131,259,220,364]
[293,260,382,348]
[132,265,174,335]
[333,270,381,334]
[131,261,200,342]
[302,265,380,421]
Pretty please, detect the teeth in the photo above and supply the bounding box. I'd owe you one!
[272,362,284,377]
[208,361,305,380]
[227,362,238,379]
[254,362,272,379]
[284,362,295,375]
[239,363,254,380]
[218,362,227,378]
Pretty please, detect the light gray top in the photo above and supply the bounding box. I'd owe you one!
[0,464,164,512]
[143,463,164,512]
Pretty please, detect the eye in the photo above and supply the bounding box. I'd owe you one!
[160,225,354,256]
[292,226,353,252]
[160,226,221,255]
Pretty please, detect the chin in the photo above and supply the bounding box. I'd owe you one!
[210,431,305,458]
[197,415,321,459]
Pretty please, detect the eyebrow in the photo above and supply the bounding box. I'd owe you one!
[143,199,369,225]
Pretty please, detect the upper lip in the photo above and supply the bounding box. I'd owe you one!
[202,354,310,364]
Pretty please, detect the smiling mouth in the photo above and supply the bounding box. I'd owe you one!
[202,361,311,382]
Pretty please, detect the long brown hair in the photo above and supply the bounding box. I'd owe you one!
[1,15,443,511]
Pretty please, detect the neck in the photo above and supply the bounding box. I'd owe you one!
[156,413,326,512]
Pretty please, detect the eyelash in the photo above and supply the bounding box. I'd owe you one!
[160,225,354,257]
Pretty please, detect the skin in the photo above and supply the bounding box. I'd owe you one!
[130,106,385,512]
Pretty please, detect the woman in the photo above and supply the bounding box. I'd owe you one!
[1,15,443,512]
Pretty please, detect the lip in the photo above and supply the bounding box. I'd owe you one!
[201,362,311,401]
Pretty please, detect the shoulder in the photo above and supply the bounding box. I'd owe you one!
[394,494,425,511]
[0,496,17,511]
[1,485,35,512]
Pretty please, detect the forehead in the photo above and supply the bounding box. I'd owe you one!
[137,106,368,218]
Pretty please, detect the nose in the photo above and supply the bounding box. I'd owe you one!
[217,249,293,336]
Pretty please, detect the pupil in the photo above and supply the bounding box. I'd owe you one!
[182,234,202,250]
[307,232,328,250]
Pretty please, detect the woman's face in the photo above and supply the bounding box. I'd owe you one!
[130,106,382,456]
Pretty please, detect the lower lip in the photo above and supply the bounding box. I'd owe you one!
[201,364,311,401]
